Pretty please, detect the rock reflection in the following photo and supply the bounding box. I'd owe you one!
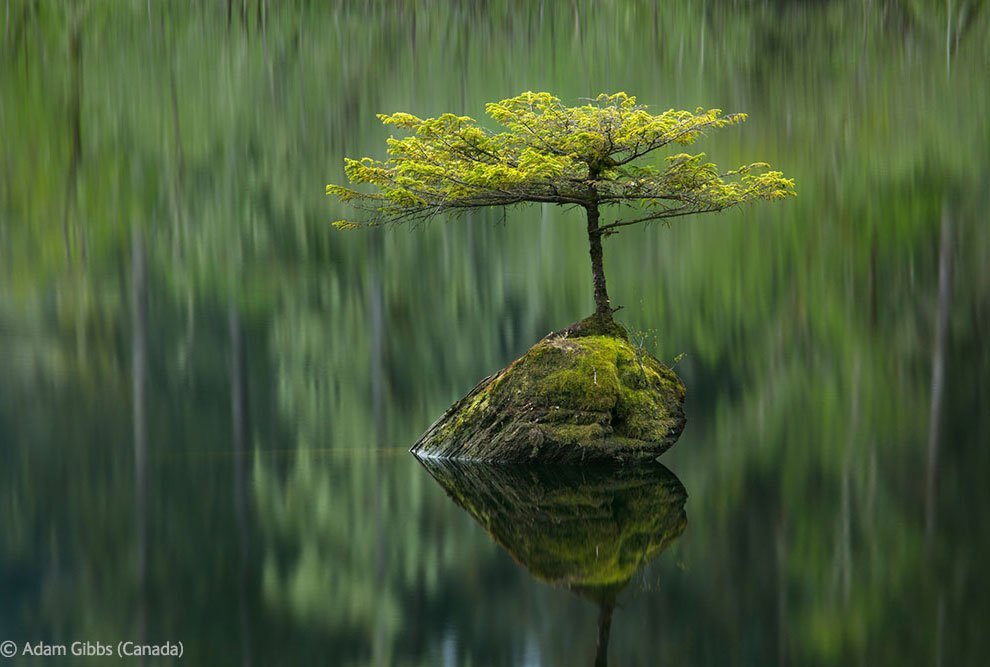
[418,459,687,666]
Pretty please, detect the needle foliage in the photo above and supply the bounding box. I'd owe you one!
[327,91,794,320]
[327,91,795,233]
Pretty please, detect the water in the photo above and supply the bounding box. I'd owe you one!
[2,1,989,664]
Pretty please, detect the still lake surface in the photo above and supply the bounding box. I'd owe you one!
[2,2,988,665]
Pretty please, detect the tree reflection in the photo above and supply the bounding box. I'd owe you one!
[419,460,687,666]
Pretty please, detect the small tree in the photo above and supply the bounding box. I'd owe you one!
[327,92,794,322]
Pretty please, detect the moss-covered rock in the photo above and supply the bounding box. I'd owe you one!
[410,315,687,463]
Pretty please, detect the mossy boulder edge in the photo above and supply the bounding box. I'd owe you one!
[410,315,687,463]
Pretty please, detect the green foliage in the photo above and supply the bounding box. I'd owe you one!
[328,91,795,230]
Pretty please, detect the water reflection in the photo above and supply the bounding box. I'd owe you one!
[419,459,687,666]
[2,1,989,664]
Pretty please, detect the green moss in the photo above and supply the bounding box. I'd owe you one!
[531,336,630,411]
[558,313,630,340]
[616,387,664,440]
[539,368,616,412]
[522,334,679,444]
[411,316,687,462]
[550,422,608,445]
[540,337,677,437]
[455,387,490,427]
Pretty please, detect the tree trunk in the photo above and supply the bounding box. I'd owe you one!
[586,204,612,319]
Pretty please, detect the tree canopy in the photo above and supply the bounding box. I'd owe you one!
[326,91,795,233]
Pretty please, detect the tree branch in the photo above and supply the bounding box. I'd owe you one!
[597,205,724,234]
[610,116,740,166]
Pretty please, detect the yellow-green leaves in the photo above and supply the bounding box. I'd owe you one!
[377,112,423,130]
[327,91,794,228]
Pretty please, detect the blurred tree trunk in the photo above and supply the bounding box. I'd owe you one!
[62,7,83,262]
[926,204,953,543]
[229,305,253,667]
[131,226,148,656]
[166,6,186,249]
[594,600,614,667]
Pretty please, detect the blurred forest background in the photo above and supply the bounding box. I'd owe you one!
[1,0,988,665]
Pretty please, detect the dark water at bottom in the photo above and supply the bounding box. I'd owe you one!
[2,424,983,666]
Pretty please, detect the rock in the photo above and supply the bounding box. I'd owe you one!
[410,315,686,463]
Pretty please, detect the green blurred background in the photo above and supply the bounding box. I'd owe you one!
[1,0,988,665]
